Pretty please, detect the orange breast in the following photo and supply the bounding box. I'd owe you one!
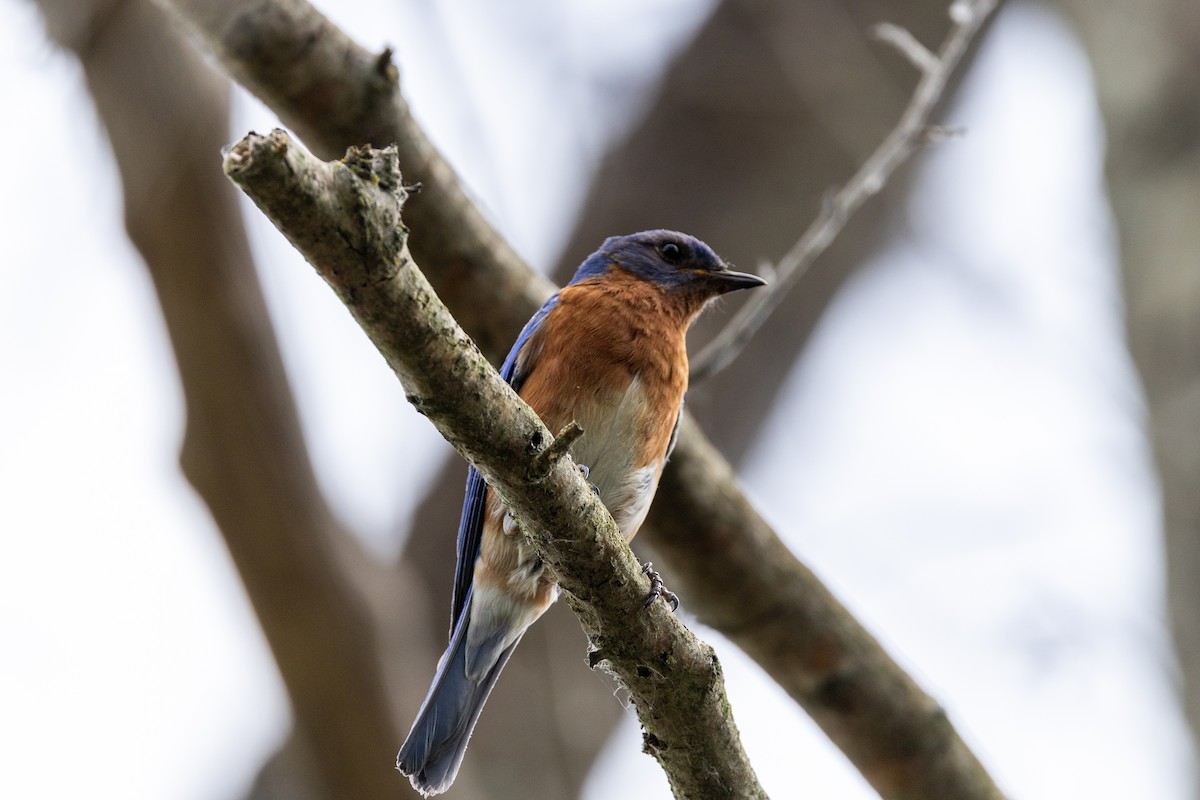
[519,273,690,450]
[473,271,694,600]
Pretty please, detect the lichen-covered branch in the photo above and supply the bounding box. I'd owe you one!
[224,129,765,799]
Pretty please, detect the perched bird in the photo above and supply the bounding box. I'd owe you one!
[396,230,765,796]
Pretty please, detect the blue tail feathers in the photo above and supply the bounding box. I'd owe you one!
[396,611,520,796]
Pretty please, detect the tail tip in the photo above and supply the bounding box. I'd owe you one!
[397,748,457,798]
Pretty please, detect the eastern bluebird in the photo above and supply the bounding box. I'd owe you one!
[396,230,765,796]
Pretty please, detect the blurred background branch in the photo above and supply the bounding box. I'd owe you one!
[1055,0,1200,775]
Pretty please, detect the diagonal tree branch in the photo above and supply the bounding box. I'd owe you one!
[158,1,1008,797]
[223,129,766,800]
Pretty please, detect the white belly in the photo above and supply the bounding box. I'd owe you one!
[568,375,660,540]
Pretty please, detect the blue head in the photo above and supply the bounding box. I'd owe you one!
[570,230,766,296]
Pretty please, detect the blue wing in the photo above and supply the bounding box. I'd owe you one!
[449,293,560,632]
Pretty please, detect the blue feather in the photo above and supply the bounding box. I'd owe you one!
[401,293,561,795]
[397,588,522,796]
[449,293,559,632]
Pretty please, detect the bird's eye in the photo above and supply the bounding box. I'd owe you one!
[659,242,683,263]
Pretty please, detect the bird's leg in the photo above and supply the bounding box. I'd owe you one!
[577,463,601,496]
[641,562,680,612]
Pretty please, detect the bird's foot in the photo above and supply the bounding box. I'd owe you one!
[641,562,679,612]
[578,463,601,496]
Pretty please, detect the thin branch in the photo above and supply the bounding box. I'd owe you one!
[689,0,1000,383]
[224,129,766,800]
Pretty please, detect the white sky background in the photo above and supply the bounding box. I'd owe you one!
[0,1,1193,799]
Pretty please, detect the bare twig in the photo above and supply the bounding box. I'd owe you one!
[689,0,1000,383]
[224,130,766,800]
[873,22,940,74]
[528,422,586,482]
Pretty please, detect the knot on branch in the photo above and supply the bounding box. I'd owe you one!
[642,731,668,756]
[333,143,412,283]
[923,124,967,143]
[221,128,289,178]
[527,422,584,482]
[373,46,399,84]
[342,143,403,194]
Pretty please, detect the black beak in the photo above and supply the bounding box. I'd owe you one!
[709,268,767,294]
